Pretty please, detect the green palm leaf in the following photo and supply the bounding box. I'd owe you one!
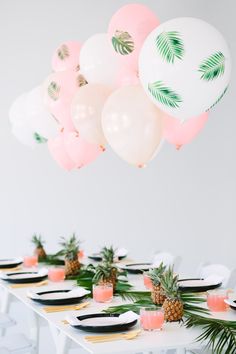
[185,314,236,354]
[33,132,47,144]
[156,31,184,63]
[48,81,60,101]
[199,51,225,81]
[112,30,134,55]
[206,86,228,111]
[57,44,69,60]
[148,81,182,108]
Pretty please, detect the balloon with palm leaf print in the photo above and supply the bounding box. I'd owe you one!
[139,17,231,121]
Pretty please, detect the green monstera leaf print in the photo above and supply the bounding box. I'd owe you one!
[112,30,134,55]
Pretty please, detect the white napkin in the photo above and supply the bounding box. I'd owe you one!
[38,268,48,276]
[118,311,139,322]
[115,248,128,257]
[204,274,224,285]
[67,287,91,297]
[152,253,174,267]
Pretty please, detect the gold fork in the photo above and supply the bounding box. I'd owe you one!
[44,301,90,313]
[10,280,48,289]
[85,329,141,343]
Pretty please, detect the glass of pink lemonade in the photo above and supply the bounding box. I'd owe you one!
[93,284,113,303]
[207,290,229,312]
[23,255,38,268]
[48,268,65,282]
[143,273,153,289]
[140,307,164,331]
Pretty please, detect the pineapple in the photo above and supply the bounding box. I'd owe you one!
[60,234,81,276]
[161,267,184,322]
[93,263,118,290]
[148,263,167,305]
[31,234,46,259]
[100,246,116,263]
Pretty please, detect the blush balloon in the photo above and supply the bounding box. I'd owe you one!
[163,112,208,149]
[51,41,81,72]
[64,132,104,168]
[48,131,76,171]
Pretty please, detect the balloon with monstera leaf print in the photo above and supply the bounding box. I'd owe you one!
[139,17,231,121]
[51,41,81,72]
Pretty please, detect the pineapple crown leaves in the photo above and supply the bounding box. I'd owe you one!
[100,246,116,264]
[148,81,182,109]
[112,30,135,55]
[59,233,80,260]
[31,234,45,248]
[147,262,167,286]
[198,51,225,81]
[93,262,117,284]
[160,266,180,299]
[156,31,184,64]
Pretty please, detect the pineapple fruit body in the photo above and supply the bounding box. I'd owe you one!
[151,284,166,305]
[65,258,81,276]
[162,298,184,322]
[98,268,117,290]
[34,247,46,259]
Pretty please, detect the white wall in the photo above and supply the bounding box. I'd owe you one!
[0,0,235,276]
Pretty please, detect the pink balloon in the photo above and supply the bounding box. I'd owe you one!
[64,132,104,168]
[48,131,76,171]
[51,41,81,72]
[43,70,79,131]
[163,113,208,149]
[108,4,159,71]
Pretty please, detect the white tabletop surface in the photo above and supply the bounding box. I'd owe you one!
[0,267,236,354]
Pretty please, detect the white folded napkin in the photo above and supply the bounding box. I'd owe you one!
[38,268,48,276]
[204,274,224,285]
[115,248,128,257]
[118,311,139,322]
[67,287,91,297]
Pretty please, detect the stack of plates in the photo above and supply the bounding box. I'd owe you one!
[0,258,23,269]
[178,278,222,292]
[67,313,138,332]
[0,269,48,284]
[117,262,153,274]
[28,288,90,305]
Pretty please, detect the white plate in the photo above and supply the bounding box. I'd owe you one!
[178,279,219,287]
[224,298,236,309]
[0,258,23,267]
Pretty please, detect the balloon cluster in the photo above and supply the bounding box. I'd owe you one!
[9,4,231,170]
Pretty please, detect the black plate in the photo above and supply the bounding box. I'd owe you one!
[30,289,88,305]
[119,263,153,274]
[178,278,222,292]
[0,259,23,269]
[70,313,137,332]
[2,272,48,284]
[88,253,127,261]
[230,301,236,311]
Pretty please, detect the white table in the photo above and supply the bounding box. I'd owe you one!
[1,273,235,354]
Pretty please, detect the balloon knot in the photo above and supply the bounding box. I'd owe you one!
[176,144,182,150]
[137,164,146,168]
[100,145,106,152]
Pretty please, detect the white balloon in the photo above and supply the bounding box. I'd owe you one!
[139,17,231,120]
[26,86,58,139]
[102,85,164,167]
[80,33,121,87]
[9,93,48,147]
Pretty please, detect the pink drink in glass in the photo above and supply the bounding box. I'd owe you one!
[207,290,229,312]
[23,255,38,267]
[140,307,164,331]
[143,274,153,289]
[48,268,65,282]
[93,284,113,303]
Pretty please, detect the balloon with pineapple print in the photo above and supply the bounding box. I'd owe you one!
[139,17,231,121]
